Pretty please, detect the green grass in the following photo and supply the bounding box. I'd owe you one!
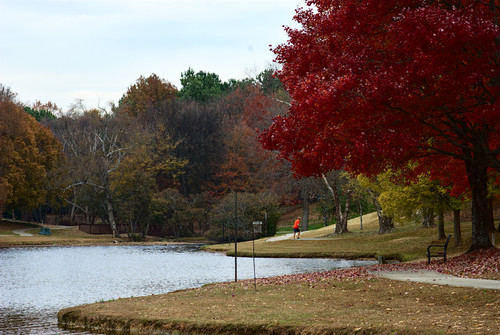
[206,212,497,262]
[0,220,40,235]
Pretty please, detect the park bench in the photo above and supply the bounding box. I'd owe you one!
[426,234,451,264]
[38,227,52,235]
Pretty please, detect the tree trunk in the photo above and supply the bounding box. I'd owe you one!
[335,190,351,234]
[422,206,435,227]
[486,196,495,231]
[85,206,91,225]
[322,173,347,234]
[437,207,446,240]
[301,183,309,232]
[378,215,394,234]
[70,188,77,223]
[106,195,119,238]
[359,202,363,231]
[367,189,393,234]
[453,209,463,247]
[142,220,151,238]
[465,159,493,252]
[322,203,330,227]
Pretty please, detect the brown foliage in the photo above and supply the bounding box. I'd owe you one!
[0,95,63,212]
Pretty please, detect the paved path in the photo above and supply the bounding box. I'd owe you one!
[266,233,332,242]
[12,229,34,237]
[372,269,500,290]
[266,233,500,290]
[266,233,294,242]
[11,225,72,237]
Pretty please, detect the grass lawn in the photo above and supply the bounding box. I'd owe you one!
[0,219,171,247]
[205,212,496,262]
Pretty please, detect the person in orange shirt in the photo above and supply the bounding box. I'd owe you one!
[293,216,301,239]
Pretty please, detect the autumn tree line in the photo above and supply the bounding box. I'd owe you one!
[0,64,497,246]
[1,70,285,240]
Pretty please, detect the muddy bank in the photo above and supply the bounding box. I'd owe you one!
[57,305,395,335]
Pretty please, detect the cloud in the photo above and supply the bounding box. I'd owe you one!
[0,0,304,110]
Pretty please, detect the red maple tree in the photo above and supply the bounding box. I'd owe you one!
[260,0,500,251]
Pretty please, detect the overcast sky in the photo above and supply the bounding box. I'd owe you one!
[0,0,304,111]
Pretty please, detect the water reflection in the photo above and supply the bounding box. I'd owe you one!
[0,245,376,334]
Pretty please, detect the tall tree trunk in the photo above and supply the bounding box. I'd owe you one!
[322,203,330,227]
[142,220,151,238]
[359,202,363,231]
[322,173,347,233]
[422,206,435,227]
[437,207,446,240]
[453,209,463,247]
[106,194,119,238]
[70,188,77,223]
[335,190,351,234]
[486,196,495,231]
[367,189,393,234]
[301,182,309,232]
[85,206,92,225]
[465,159,493,252]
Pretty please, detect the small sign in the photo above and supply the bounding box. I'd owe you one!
[252,221,262,234]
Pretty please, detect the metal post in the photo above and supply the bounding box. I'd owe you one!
[264,210,267,236]
[253,229,256,290]
[234,191,237,282]
[252,221,262,291]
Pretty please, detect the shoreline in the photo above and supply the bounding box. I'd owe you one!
[0,240,208,248]
[57,254,500,335]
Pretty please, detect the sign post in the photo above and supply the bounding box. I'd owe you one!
[234,192,238,282]
[252,221,263,290]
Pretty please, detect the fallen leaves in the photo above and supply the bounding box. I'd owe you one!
[370,248,500,279]
[212,248,498,291]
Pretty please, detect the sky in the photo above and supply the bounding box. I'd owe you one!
[0,0,304,111]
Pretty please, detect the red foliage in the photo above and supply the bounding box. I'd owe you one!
[261,0,499,179]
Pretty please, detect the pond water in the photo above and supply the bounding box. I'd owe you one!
[0,244,376,334]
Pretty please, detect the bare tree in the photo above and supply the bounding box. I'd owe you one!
[48,109,134,237]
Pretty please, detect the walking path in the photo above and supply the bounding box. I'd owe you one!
[266,233,332,242]
[371,269,500,290]
[266,233,294,242]
[10,225,72,237]
[266,234,500,290]
[12,229,34,237]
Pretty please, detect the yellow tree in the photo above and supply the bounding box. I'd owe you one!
[375,170,453,240]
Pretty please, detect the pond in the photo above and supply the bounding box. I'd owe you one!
[0,244,377,334]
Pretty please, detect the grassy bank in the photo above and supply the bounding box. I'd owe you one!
[59,253,499,335]
[205,212,496,262]
[0,219,180,247]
